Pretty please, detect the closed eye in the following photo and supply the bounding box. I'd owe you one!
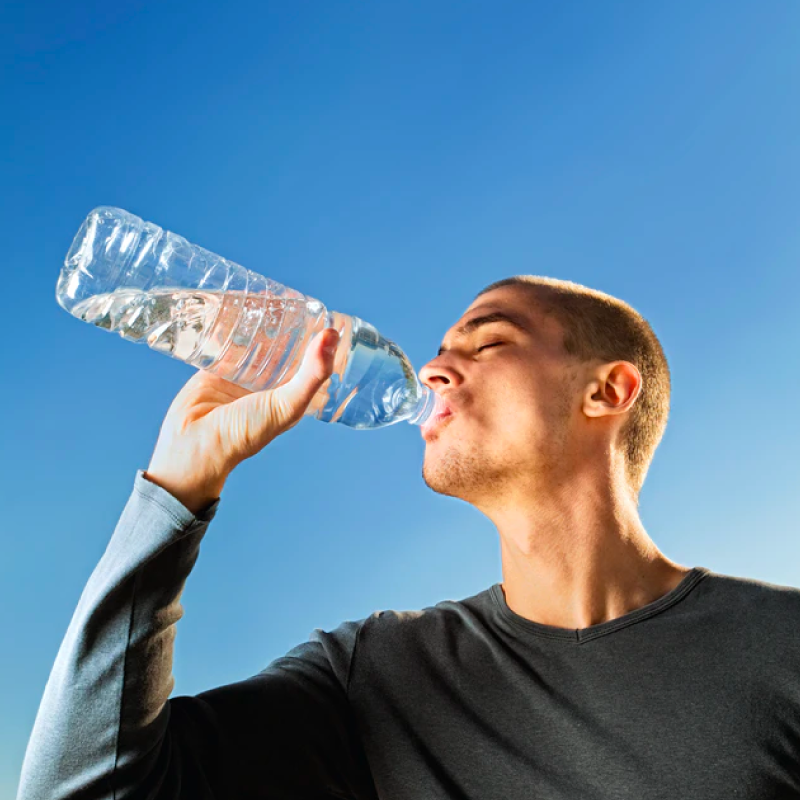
[477,342,503,352]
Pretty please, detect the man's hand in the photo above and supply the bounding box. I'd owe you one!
[144,327,340,513]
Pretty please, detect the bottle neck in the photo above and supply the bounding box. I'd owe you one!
[407,384,436,426]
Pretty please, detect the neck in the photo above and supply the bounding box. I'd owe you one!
[490,475,690,630]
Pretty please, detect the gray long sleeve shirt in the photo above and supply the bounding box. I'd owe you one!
[17,469,800,799]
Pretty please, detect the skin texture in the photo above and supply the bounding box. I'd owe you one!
[418,286,690,630]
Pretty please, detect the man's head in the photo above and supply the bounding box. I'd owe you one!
[418,276,671,510]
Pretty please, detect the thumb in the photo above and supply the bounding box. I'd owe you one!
[269,328,339,425]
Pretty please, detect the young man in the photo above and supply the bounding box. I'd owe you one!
[18,276,800,799]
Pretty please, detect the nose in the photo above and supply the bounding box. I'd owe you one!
[419,356,462,392]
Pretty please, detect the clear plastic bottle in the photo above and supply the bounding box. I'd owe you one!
[56,206,436,430]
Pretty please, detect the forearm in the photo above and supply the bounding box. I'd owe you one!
[17,471,218,800]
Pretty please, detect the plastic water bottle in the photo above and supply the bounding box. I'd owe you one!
[56,206,436,430]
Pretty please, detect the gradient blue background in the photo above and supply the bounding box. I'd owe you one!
[3,1,800,794]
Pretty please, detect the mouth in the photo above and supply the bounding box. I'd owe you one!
[421,407,454,439]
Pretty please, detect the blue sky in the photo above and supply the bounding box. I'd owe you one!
[3,1,800,794]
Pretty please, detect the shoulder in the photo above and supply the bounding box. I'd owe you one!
[701,569,800,605]
[354,586,497,657]
[697,569,800,643]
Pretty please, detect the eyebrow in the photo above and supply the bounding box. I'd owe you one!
[437,311,531,356]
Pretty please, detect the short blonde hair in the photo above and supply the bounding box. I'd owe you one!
[475,276,671,501]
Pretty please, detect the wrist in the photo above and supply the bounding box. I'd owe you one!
[143,470,223,516]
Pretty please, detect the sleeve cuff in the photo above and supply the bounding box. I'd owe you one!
[134,468,221,527]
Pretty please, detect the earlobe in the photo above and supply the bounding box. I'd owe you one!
[584,381,611,418]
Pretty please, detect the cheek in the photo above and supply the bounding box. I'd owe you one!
[506,375,559,430]
[487,383,543,434]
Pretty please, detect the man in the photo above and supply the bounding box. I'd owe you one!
[17,276,800,799]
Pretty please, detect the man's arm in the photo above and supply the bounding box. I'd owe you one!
[16,470,375,800]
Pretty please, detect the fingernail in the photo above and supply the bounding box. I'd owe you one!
[323,333,338,354]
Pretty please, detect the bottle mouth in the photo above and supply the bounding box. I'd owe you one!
[408,384,437,426]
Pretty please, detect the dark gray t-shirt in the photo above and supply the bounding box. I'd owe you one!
[17,469,800,799]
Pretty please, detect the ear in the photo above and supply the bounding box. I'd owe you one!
[583,362,642,418]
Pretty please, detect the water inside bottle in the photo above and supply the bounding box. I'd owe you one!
[71,286,317,383]
[70,287,429,429]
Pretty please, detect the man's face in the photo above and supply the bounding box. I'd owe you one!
[418,286,584,508]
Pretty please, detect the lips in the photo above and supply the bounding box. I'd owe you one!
[421,400,455,439]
